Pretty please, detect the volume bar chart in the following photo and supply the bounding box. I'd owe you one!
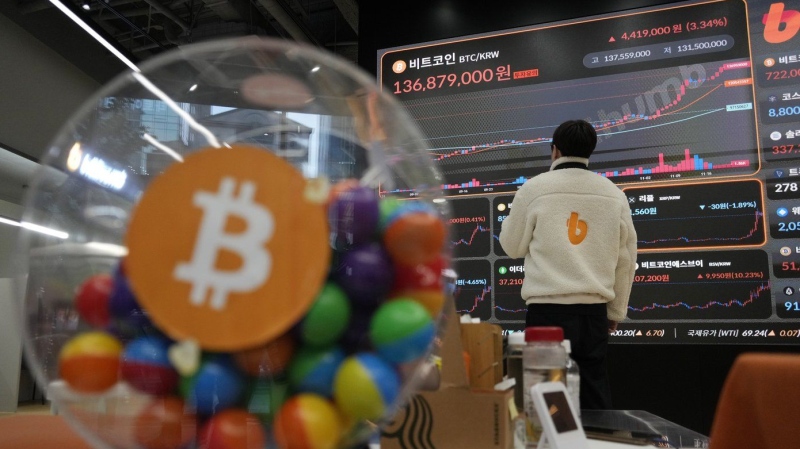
[601,148,750,178]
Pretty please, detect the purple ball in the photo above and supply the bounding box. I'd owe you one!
[109,265,152,332]
[334,243,393,306]
[328,185,380,250]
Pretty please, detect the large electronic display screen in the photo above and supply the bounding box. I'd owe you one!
[377,0,800,343]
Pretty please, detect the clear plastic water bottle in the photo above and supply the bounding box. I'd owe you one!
[506,331,526,410]
[523,326,567,448]
[562,339,581,416]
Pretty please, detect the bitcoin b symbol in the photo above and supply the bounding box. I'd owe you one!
[126,145,329,350]
[174,176,274,310]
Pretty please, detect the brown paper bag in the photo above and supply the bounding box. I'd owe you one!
[380,300,514,449]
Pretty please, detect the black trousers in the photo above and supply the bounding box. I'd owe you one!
[526,303,612,410]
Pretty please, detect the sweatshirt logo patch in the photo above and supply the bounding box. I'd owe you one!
[567,212,587,245]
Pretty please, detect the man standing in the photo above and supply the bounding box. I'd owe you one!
[499,119,637,410]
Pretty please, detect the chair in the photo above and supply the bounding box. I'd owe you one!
[708,352,800,449]
[0,414,92,449]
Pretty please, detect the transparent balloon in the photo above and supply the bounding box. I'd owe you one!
[16,37,453,449]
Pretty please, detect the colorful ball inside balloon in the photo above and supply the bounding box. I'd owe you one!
[333,353,400,421]
[370,298,435,364]
[59,331,122,393]
[233,332,297,377]
[74,273,113,328]
[383,209,446,265]
[134,396,196,449]
[381,200,437,230]
[109,263,153,333]
[181,355,244,415]
[244,377,290,424]
[274,394,344,449]
[378,196,403,232]
[398,290,446,318]
[333,243,393,306]
[392,255,445,292]
[298,282,351,347]
[328,184,380,250]
[288,346,345,398]
[120,335,179,395]
[199,408,266,449]
[391,256,447,317]
[325,178,360,206]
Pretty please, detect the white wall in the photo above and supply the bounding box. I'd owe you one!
[0,13,99,410]
[0,13,99,160]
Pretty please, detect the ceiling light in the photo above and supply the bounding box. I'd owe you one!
[0,216,69,239]
[48,0,139,72]
[81,2,90,10]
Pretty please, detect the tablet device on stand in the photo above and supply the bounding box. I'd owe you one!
[530,382,589,449]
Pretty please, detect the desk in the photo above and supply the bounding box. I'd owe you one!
[581,410,709,448]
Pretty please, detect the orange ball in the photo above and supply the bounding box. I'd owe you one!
[58,331,122,393]
[383,212,446,265]
[326,179,360,207]
[134,396,196,449]
[394,290,446,318]
[233,332,297,377]
[274,394,344,449]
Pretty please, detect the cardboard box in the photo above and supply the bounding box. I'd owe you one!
[380,300,514,449]
[460,322,504,390]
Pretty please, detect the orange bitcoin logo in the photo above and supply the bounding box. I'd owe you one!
[566,212,588,245]
[763,3,800,44]
[126,145,330,351]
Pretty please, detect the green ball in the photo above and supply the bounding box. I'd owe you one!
[301,282,351,347]
[244,377,289,423]
[378,196,403,231]
[369,298,435,364]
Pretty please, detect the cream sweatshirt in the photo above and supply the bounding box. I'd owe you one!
[498,156,638,322]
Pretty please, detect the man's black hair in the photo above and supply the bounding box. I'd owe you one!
[551,119,597,158]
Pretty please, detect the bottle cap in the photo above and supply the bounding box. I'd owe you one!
[562,339,572,354]
[508,331,525,346]
[525,326,564,342]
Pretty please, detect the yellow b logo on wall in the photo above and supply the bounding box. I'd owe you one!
[126,145,330,351]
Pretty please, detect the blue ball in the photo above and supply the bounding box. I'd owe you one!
[287,346,345,398]
[120,335,178,395]
[181,355,244,415]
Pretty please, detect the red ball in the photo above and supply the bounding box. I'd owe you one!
[199,409,266,449]
[392,255,445,293]
[75,273,113,327]
[134,396,196,449]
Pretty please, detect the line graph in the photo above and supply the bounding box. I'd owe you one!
[629,282,770,312]
[449,197,491,257]
[494,258,528,321]
[628,249,771,320]
[383,57,758,197]
[453,259,492,320]
[624,179,765,250]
